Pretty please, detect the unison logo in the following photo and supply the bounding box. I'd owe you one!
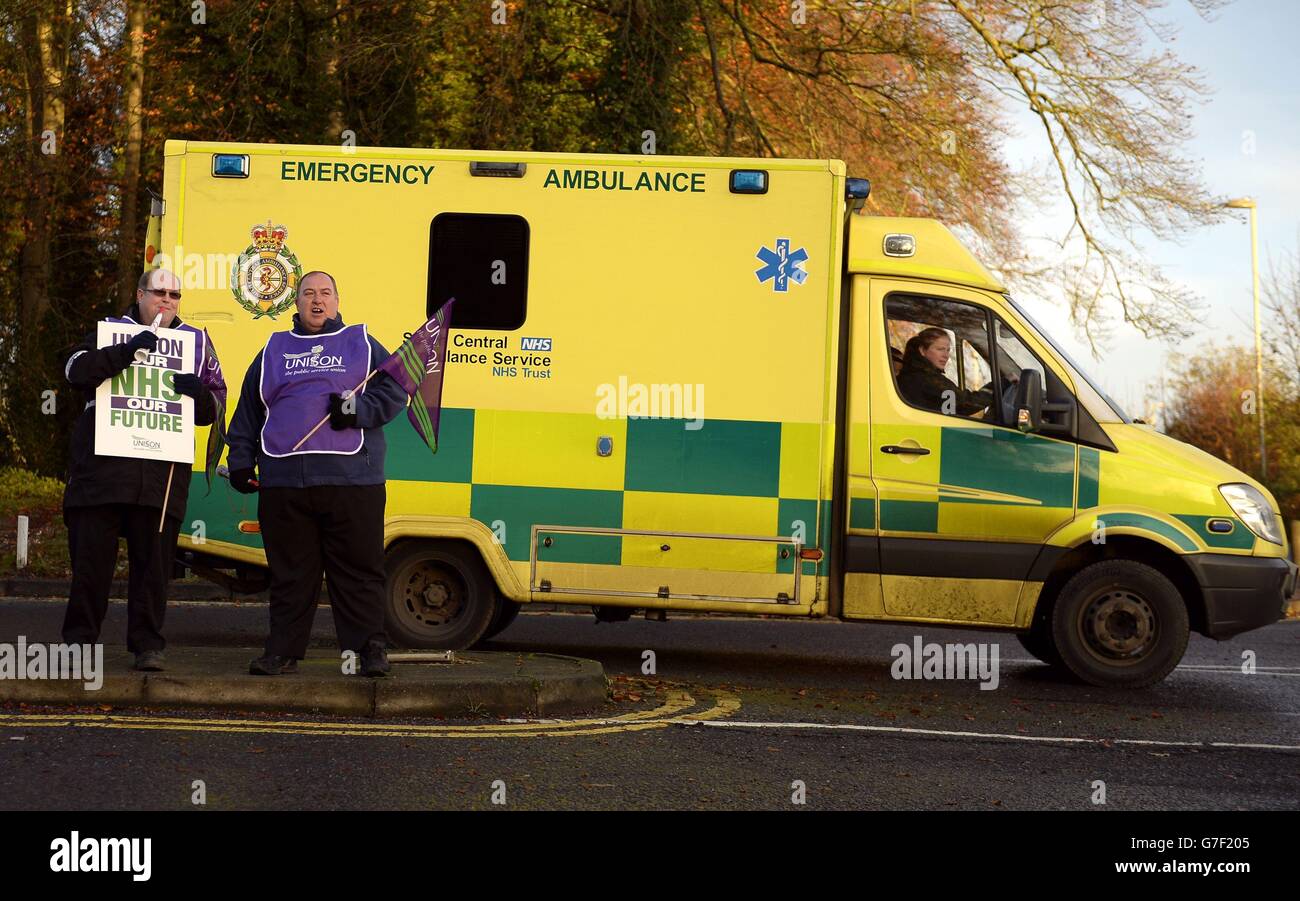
[890,636,1000,691]
[50,832,151,882]
[282,344,344,370]
[0,637,103,690]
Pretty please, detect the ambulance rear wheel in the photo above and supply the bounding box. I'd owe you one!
[385,541,497,650]
[1050,560,1188,688]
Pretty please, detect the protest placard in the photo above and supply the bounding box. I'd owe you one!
[93,321,195,464]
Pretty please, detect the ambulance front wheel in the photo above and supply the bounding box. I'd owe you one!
[384,541,499,650]
[1049,560,1189,688]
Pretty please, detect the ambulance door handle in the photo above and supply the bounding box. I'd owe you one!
[880,444,930,456]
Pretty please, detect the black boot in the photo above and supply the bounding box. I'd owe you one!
[359,641,390,678]
[249,654,299,675]
[134,650,165,672]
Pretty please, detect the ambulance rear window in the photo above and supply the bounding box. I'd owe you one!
[428,213,529,330]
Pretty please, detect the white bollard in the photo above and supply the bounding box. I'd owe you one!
[16,515,29,570]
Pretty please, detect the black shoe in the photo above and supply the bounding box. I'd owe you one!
[134,650,165,672]
[249,654,298,675]
[359,642,390,678]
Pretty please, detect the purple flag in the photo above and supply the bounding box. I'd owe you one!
[377,299,454,453]
[199,328,229,491]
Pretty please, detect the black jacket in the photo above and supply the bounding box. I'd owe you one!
[896,355,992,417]
[62,305,220,518]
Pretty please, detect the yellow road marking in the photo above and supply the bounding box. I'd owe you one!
[0,683,741,740]
[0,687,692,733]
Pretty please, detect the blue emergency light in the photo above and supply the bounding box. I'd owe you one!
[729,170,768,194]
[211,154,249,178]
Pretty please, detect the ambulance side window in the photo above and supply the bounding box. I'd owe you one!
[992,317,1047,427]
[885,294,995,422]
[428,213,529,330]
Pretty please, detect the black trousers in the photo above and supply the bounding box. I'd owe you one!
[257,484,388,657]
[63,504,181,654]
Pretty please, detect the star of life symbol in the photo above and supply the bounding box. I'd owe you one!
[755,238,809,292]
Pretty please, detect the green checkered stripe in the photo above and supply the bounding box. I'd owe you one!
[874,426,1077,532]
[191,409,831,576]
[392,411,829,575]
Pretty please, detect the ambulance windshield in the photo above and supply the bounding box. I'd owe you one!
[1003,295,1131,424]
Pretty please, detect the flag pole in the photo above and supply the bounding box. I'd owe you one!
[157,463,175,533]
[289,368,382,452]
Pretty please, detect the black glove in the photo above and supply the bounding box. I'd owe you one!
[173,373,204,399]
[126,330,158,355]
[328,392,358,430]
[229,467,259,494]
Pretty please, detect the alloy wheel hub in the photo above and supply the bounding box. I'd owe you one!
[1083,590,1155,659]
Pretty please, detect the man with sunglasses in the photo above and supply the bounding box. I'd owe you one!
[61,268,227,671]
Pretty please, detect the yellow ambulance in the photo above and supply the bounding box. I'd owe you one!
[156,139,1295,687]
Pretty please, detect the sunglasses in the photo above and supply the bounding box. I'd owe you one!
[147,288,182,301]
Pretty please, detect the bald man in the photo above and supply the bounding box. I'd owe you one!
[226,271,406,677]
[61,268,227,671]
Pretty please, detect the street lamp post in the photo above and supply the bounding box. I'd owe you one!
[1226,197,1265,481]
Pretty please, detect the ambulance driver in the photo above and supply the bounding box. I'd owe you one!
[61,268,227,672]
[897,327,993,417]
[226,271,407,677]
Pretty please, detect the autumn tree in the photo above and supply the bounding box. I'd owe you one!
[1163,345,1300,519]
[0,0,127,472]
[662,1,1232,348]
[1262,235,1300,378]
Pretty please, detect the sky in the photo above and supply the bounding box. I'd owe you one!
[997,0,1300,423]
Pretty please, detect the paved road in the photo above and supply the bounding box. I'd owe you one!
[1,597,1297,810]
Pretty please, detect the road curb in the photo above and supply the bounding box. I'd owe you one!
[1,577,265,601]
[0,648,608,718]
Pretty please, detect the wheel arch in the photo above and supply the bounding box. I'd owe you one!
[383,517,526,601]
[1032,535,1207,635]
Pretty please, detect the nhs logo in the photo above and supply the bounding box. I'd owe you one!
[520,337,552,351]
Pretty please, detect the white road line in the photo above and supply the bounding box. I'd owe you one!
[1175,660,1300,665]
[674,718,1300,752]
[1002,658,1300,675]
[1176,669,1300,677]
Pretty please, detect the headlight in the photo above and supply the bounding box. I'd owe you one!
[1219,483,1283,545]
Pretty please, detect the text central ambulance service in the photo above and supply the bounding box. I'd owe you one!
[155,140,1295,688]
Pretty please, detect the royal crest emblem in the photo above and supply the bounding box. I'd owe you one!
[231,221,302,319]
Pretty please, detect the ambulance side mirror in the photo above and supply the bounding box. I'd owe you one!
[1012,369,1043,433]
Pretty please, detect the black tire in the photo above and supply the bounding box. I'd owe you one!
[384,541,498,650]
[480,599,522,641]
[1050,560,1189,688]
[1015,628,1062,668]
[1016,592,1064,667]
